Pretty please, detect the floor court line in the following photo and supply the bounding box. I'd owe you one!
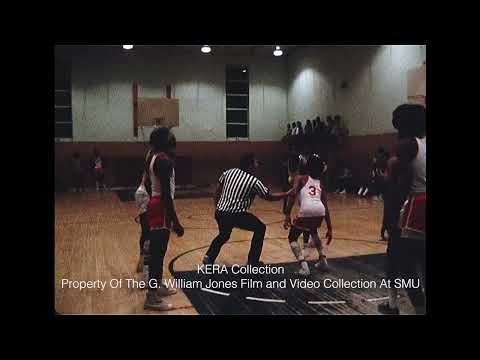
[245,296,286,303]
[201,288,230,296]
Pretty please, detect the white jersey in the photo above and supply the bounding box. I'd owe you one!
[411,137,426,193]
[149,153,175,199]
[298,176,326,218]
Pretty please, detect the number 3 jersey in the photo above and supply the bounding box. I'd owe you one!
[297,176,326,218]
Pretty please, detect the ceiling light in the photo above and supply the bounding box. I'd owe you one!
[123,45,133,50]
[201,45,211,53]
[273,46,283,57]
[242,69,247,73]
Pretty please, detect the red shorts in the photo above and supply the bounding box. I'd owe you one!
[293,217,324,231]
[147,196,171,230]
[400,193,426,235]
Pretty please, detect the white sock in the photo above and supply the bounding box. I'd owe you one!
[388,288,398,309]
[301,261,309,272]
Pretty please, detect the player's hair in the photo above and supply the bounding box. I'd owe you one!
[240,153,256,171]
[307,154,323,179]
[149,127,171,151]
[392,104,426,138]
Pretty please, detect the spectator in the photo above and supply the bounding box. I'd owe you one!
[91,147,106,192]
[357,149,386,200]
[71,152,85,192]
[305,119,313,145]
[296,121,304,136]
[291,122,298,136]
[335,162,353,194]
[286,123,292,136]
[326,116,334,136]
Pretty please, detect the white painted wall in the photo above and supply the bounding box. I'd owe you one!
[287,46,339,123]
[287,45,426,135]
[70,47,288,142]
[68,45,426,142]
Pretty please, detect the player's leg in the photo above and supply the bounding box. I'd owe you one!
[288,225,310,276]
[311,226,329,271]
[234,212,267,266]
[203,211,234,264]
[144,229,174,311]
[137,213,150,272]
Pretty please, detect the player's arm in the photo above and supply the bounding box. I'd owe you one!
[154,158,184,237]
[385,139,417,231]
[392,138,417,202]
[253,175,290,202]
[321,187,333,244]
[262,189,293,202]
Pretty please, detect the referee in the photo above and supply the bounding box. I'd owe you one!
[203,153,292,266]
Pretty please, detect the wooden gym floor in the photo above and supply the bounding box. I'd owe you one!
[54,189,415,315]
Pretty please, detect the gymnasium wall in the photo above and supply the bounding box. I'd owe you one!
[287,45,426,135]
[55,46,289,190]
[55,45,427,190]
[286,45,426,183]
[69,46,288,142]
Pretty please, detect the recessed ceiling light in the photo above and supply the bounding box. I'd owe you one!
[123,45,133,50]
[242,69,247,73]
[273,46,283,57]
[201,45,211,54]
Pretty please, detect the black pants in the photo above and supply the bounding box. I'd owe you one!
[140,212,150,265]
[336,177,352,193]
[139,213,150,256]
[289,227,318,243]
[206,211,266,264]
[386,230,426,313]
[148,229,170,290]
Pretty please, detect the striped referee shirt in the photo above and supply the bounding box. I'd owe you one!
[216,168,269,213]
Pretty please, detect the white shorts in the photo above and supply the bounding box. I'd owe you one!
[298,202,325,218]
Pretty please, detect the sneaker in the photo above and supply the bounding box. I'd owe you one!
[144,291,173,311]
[340,190,346,194]
[157,285,177,297]
[296,261,311,276]
[136,255,145,273]
[362,188,369,196]
[377,303,400,315]
[314,256,330,272]
[295,266,311,277]
[357,188,363,196]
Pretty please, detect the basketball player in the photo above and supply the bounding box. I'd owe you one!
[135,169,151,273]
[378,104,426,315]
[143,127,184,311]
[203,153,292,266]
[91,148,106,192]
[284,154,333,276]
